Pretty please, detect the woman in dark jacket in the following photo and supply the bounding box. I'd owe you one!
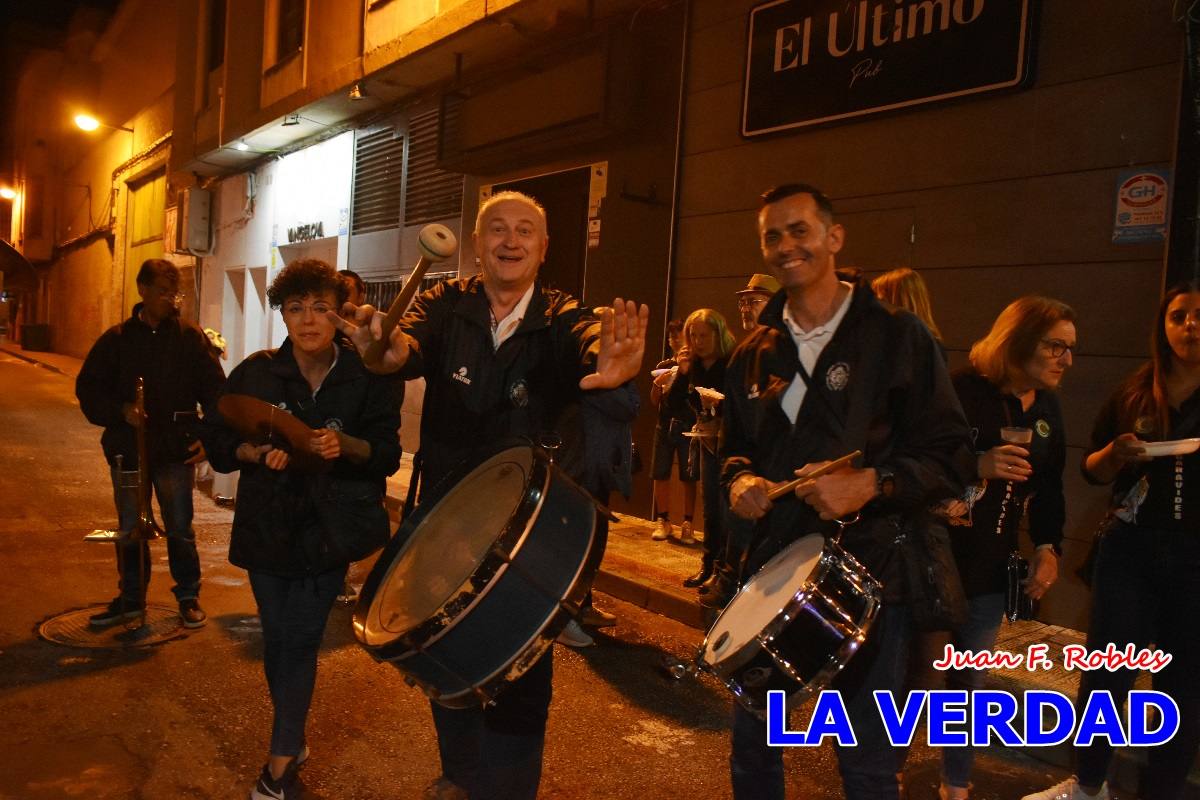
[928,296,1075,800]
[666,308,737,589]
[206,259,401,800]
[1024,282,1200,800]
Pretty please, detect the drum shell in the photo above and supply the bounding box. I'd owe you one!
[700,540,881,719]
[353,445,600,707]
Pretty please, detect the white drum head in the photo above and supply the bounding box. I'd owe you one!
[702,534,824,665]
[360,447,534,645]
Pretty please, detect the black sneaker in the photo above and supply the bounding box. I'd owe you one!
[250,763,297,800]
[89,598,145,628]
[179,598,207,629]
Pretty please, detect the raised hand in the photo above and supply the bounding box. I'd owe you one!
[579,298,650,391]
[327,305,411,374]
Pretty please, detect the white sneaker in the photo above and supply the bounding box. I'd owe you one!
[678,520,696,545]
[556,619,594,648]
[1020,777,1109,800]
[652,519,671,540]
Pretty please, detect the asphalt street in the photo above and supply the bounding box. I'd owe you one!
[0,351,1079,799]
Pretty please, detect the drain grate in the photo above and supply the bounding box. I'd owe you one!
[38,605,186,649]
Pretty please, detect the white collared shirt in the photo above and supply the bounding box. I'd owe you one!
[779,282,853,424]
[491,284,536,350]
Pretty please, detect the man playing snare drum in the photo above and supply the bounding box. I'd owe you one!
[720,184,973,800]
[332,190,648,800]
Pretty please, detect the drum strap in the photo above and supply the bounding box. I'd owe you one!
[401,451,423,524]
[737,315,885,581]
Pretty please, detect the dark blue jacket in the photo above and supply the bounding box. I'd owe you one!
[206,339,402,576]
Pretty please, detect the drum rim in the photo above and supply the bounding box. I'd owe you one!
[353,441,550,655]
[697,535,831,674]
[697,538,883,694]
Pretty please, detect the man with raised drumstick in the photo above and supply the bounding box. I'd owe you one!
[331,190,648,800]
[720,184,973,800]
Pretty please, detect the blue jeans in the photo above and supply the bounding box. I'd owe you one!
[110,462,200,602]
[731,604,912,800]
[249,567,347,758]
[431,649,553,800]
[939,592,1005,789]
[1075,521,1200,799]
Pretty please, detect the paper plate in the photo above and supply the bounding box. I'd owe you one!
[1140,438,1200,457]
[650,368,675,377]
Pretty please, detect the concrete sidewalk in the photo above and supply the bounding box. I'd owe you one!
[3,340,1191,791]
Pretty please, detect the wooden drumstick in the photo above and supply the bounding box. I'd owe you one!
[765,450,863,501]
[362,223,458,365]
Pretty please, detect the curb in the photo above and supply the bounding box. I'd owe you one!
[0,346,68,377]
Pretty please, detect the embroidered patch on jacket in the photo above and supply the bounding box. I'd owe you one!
[1133,416,1155,435]
[1035,419,1051,438]
[825,362,850,391]
[451,366,472,385]
[324,418,343,431]
[509,379,529,408]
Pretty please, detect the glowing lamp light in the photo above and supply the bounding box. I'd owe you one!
[74,114,101,131]
[0,187,16,200]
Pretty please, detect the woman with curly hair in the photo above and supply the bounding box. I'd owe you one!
[205,259,402,799]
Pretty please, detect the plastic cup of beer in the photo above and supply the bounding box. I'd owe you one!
[1000,427,1033,445]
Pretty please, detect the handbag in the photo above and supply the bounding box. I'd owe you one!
[1006,551,1037,622]
[896,516,969,632]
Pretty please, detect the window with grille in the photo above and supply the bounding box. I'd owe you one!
[364,271,455,311]
[404,109,463,225]
[351,128,405,235]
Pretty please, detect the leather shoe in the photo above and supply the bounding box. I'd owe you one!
[683,564,712,588]
[698,574,736,609]
[179,598,207,629]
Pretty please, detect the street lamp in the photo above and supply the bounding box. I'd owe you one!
[74,113,133,133]
[0,187,16,200]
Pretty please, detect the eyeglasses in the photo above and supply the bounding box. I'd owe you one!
[283,301,334,317]
[737,296,768,310]
[148,285,183,303]
[1040,339,1076,358]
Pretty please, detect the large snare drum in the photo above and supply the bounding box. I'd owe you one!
[697,534,881,719]
[353,443,600,707]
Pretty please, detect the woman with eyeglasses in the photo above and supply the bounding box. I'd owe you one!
[205,259,402,800]
[1023,282,1200,800]
[915,296,1074,800]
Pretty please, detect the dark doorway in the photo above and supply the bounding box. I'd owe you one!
[495,167,590,302]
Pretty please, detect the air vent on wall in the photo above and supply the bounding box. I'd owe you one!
[351,128,405,235]
[404,108,463,225]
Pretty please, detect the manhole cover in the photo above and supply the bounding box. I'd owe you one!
[38,605,186,648]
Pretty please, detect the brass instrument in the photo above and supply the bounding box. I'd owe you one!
[126,377,163,541]
[85,376,163,542]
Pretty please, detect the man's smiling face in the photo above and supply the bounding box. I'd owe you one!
[474,197,549,294]
[758,192,843,293]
